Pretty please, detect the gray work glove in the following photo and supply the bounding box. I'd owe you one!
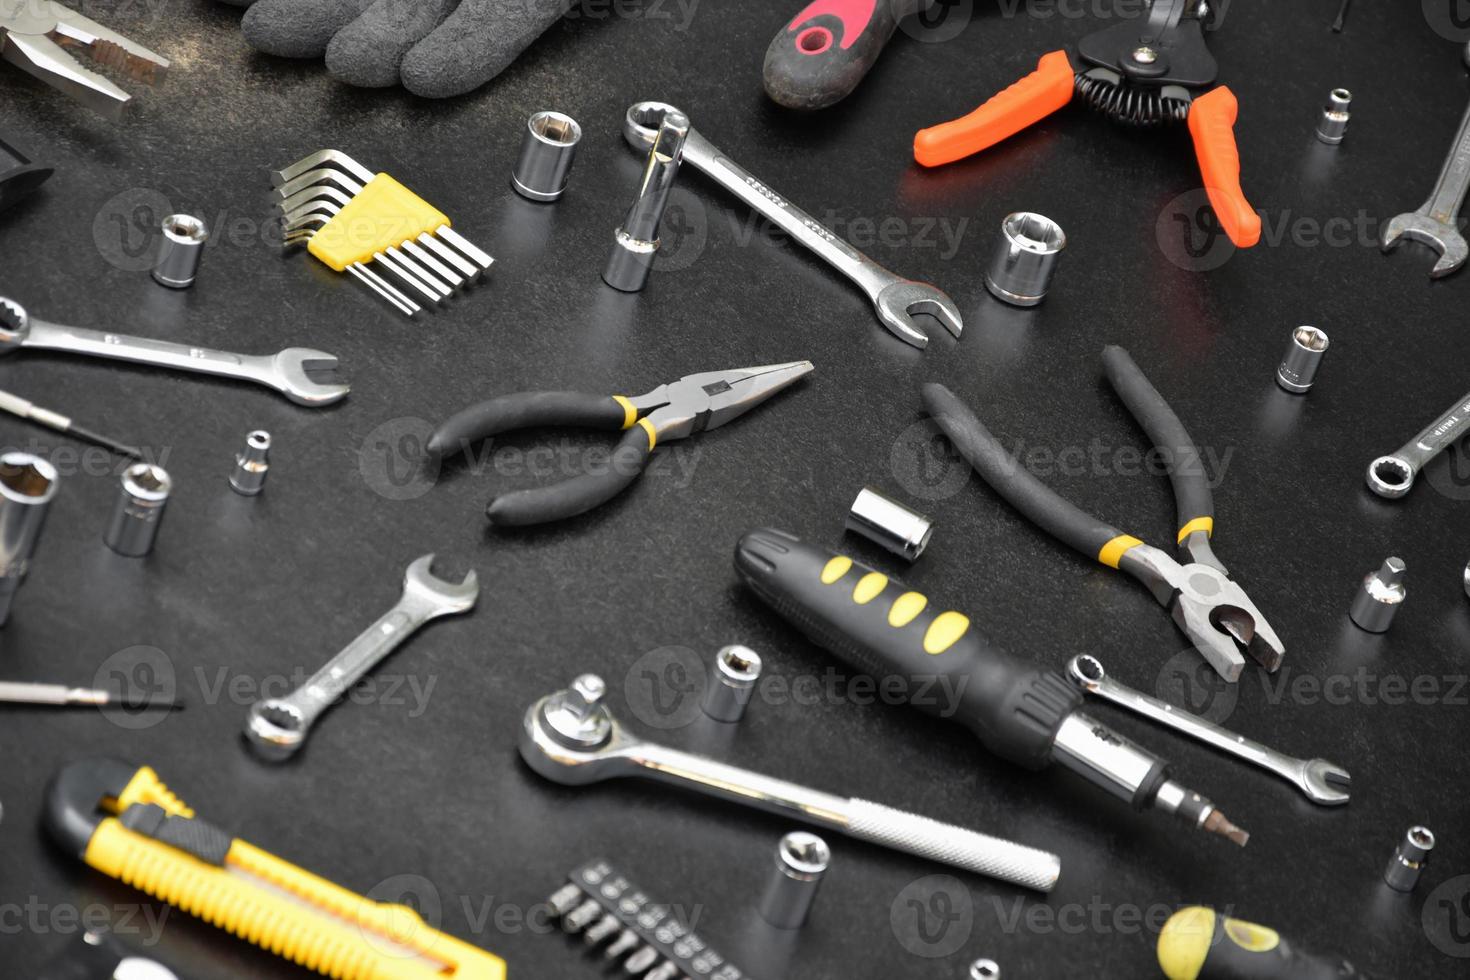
[215,0,570,99]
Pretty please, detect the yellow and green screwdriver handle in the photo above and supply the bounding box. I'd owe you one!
[1158,907,1358,979]
[45,758,507,980]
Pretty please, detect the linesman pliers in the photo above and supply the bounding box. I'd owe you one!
[922,345,1282,682]
[428,361,813,526]
[1,0,168,118]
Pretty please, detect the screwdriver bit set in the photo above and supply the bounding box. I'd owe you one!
[271,149,495,317]
[548,859,747,980]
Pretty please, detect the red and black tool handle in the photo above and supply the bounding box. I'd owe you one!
[735,527,1082,769]
[764,0,930,110]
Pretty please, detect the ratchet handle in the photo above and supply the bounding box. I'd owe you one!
[485,424,655,526]
[922,383,1137,568]
[1101,346,1214,545]
[735,528,1081,769]
[1187,87,1261,249]
[914,50,1076,167]
[763,0,916,111]
[427,391,632,458]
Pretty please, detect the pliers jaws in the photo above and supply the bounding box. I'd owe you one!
[636,361,815,443]
[1,1,168,118]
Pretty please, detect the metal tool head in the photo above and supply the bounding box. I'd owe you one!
[1367,454,1415,498]
[401,553,479,616]
[1,0,168,119]
[244,698,308,761]
[633,361,813,443]
[1295,757,1352,806]
[875,280,964,349]
[1065,654,1106,692]
[1381,212,1469,279]
[271,149,376,189]
[519,675,641,785]
[266,348,351,407]
[623,101,687,152]
[278,184,356,221]
[271,167,366,205]
[0,296,29,353]
[1170,563,1285,681]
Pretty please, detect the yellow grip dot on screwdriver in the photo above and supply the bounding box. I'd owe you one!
[820,556,852,584]
[887,592,928,628]
[923,611,970,654]
[852,572,888,604]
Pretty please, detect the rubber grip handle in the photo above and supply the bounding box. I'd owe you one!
[1187,87,1261,249]
[1101,346,1213,539]
[1158,907,1356,980]
[921,383,1130,565]
[763,0,911,110]
[486,424,653,526]
[914,50,1076,167]
[427,392,628,459]
[734,528,1081,769]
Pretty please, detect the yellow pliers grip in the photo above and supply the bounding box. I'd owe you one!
[46,759,506,980]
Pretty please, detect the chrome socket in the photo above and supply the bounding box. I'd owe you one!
[511,111,582,202]
[1316,89,1352,145]
[0,452,58,626]
[230,430,271,496]
[1349,557,1406,633]
[603,110,689,293]
[151,214,208,289]
[1384,826,1434,891]
[969,960,1001,980]
[846,487,933,561]
[1276,326,1330,393]
[104,463,172,558]
[984,212,1066,307]
[701,645,762,722]
[758,831,829,929]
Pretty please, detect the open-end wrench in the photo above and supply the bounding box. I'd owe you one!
[1065,656,1351,806]
[622,101,963,350]
[1381,97,1470,278]
[1367,389,1470,498]
[0,298,348,407]
[244,555,478,761]
[519,674,1061,891]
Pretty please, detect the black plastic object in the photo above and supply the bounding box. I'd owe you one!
[922,383,1127,563]
[0,131,53,214]
[43,757,139,858]
[1076,0,1219,88]
[486,425,653,526]
[427,391,627,459]
[763,0,923,111]
[735,528,1081,769]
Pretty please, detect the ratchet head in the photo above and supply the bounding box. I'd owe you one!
[268,348,351,407]
[0,297,31,354]
[403,553,479,617]
[875,280,964,349]
[1381,212,1469,279]
[624,101,687,151]
[519,674,638,786]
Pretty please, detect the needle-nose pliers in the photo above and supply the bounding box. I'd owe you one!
[922,345,1282,682]
[428,361,814,526]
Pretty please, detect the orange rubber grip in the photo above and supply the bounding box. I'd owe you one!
[1187,87,1261,249]
[914,50,1076,167]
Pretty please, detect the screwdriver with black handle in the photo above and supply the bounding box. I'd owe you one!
[735,528,1249,846]
[1158,907,1358,978]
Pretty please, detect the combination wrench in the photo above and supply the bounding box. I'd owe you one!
[0,298,348,407]
[1065,656,1351,806]
[520,674,1061,891]
[622,101,963,350]
[1367,388,1470,499]
[1381,93,1470,278]
[245,555,478,761]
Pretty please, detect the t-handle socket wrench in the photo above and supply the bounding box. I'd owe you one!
[1065,656,1351,806]
[622,102,963,350]
[520,674,1061,892]
[245,555,478,760]
[1367,389,1470,498]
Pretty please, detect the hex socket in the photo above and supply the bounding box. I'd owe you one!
[152,214,208,289]
[1316,88,1351,144]
[1384,825,1434,891]
[701,645,762,722]
[1276,326,1330,393]
[846,487,933,561]
[230,430,271,496]
[512,111,583,202]
[758,831,829,929]
[603,111,689,293]
[0,452,58,625]
[105,464,172,557]
[984,212,1066,307]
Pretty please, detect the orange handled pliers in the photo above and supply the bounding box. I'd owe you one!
[913,0,1260,249]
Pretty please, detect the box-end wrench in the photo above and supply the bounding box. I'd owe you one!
[1065,656,1351,806]
[244,555,478,761]
[0,298,348,407]
[520,674,1061,892]
[622,102,963,350]
[1367,389,1470,498]
[1381,97,1470,278]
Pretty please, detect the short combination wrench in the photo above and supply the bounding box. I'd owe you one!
[245,555,478,761]
[0,297,348,407]
[622,102,963,350]
[1065,656,1350,806]
[1381,88,1470,277]
[1367,389,1470,498]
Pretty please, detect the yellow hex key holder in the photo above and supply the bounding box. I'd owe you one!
[45,758,506,980]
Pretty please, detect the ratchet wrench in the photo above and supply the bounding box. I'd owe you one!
[621,101,963,350]
[244,555,478,761]
[1066,655,1351,806]
[1367,389,1470,498]
[0,297,348,407]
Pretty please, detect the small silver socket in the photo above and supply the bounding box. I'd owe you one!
[0,452,58,626]
[230,430,271,496]
[512,111,582,202]
[1384,825,1434,891]
[758,831,829,929]
[1316,88,1351,145]
[104,464,171,558]
[701,645,762,722]
[969,960,1001,980]
[984,212,1066,307]
[1349,557,1405,633]
[1276,325,1330,393]
[846,487,933,561]
[603,111,689,293]
[151,214,208,289]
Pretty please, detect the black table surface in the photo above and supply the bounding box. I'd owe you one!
[3,1,1469,977]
